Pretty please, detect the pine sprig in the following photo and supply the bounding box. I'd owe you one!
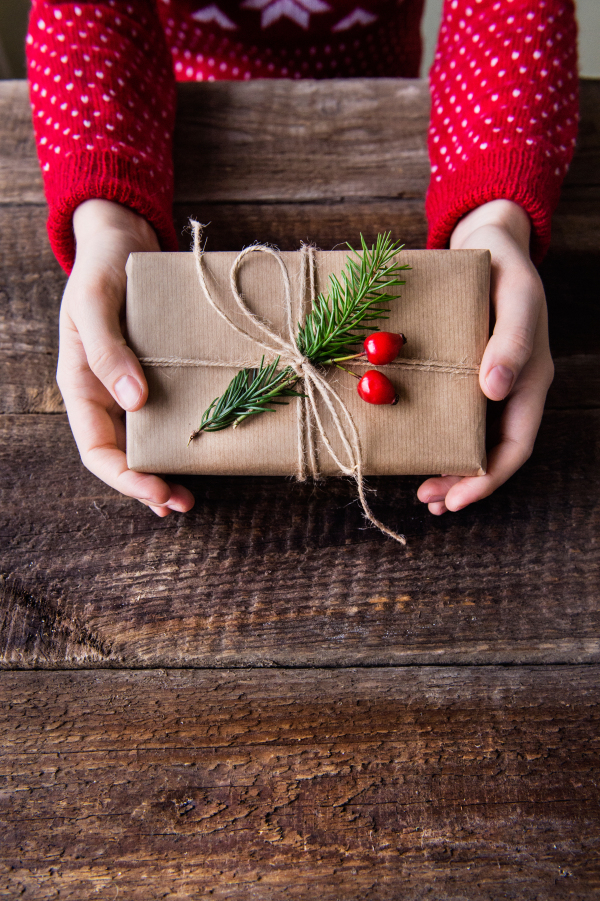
[296,232,410,366]
[191,234,408,438]
[189,356,302,440]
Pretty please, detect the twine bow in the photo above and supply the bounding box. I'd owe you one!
[140,221,407,544]
[189,220,407,545]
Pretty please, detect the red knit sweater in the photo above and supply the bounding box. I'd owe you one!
[26,0,578,272]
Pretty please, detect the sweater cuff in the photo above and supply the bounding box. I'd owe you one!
[425,149,565,266]
[45,151,179,274]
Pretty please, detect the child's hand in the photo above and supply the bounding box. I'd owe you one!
[57,199,195,517]
[417,199,554,515]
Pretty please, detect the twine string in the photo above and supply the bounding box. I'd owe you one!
[139,220,408,543]
[296,245,318,481]
[137,223,477,544]
[192,224,362,481]
[138,356,480,374]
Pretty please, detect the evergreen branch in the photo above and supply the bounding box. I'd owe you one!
[296,232,410,366]
[189,357,302,440]
[192,234,409,440]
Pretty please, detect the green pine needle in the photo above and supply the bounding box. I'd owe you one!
[189,356,302,439]
[191,234,409,439]
[296,232,410,366]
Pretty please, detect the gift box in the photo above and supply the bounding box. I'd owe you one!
[125,244,490,478]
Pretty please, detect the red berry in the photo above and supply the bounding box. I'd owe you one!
[357,370,399,405]
[363,332,406,365]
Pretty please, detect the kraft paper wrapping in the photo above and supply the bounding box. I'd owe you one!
[125,248,490,477]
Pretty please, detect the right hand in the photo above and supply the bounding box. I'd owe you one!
[57,199,195,517]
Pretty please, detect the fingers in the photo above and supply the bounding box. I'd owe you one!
[417,475,461,514]
[449,206,545,403]
[67,386,173,506]
[417,305,553,515]
[139,483,196,517]
[81,423,195,515]
[56,203,184,515]
[427,204,555,515]
[445,347,552,512]
[443,431,533,513]
[480,258,544,402]
[59,212,154,414]
[84,436,173,503]
[417,427,529,516]
[61,289,148,414]
[59,332,195,516]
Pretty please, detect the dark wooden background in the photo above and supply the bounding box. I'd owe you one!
[1,78,599,899]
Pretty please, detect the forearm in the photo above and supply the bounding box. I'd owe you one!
[426,0,579,263]
[27,0,178,273]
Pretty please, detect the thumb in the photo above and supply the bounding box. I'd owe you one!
[68,290,148,412]
[480,265,543,401]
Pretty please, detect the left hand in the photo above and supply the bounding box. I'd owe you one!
[57,199,195,518]
[417,199,555,515]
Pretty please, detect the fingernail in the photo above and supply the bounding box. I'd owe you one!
[486,365,514,399]
[115,375,142,410]
[426,494,446,503]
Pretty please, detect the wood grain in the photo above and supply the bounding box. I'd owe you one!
[560,76,600,190]
[0,81,43,204]
[0,79,431,205]
[0,77,598,207]
[1,405,599,668]
[172,78,431,202]
[548,73,600,254]
[1,667,599,900]
[172,198,429,251]
[0,80,598,674]
[0,205,65,414]
[1,75,599,899]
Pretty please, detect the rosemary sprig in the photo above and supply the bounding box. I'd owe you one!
[296,232,410,366]
[189,356,302,440]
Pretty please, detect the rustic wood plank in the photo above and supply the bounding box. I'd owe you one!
[1,667,599,899]
[560,76,600,190]
[1,78,598,668]
[172,79,431,202]
[0,81,43,204]
[546,68,600,254]
[0,205,65,414]
[172,197,429,251]
[0,79,431,205]
[1,405,599,668]
[547,356,600,409]
[1,78,598,205]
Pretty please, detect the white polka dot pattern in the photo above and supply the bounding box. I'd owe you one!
[27,0,179,270]
[426,0,578,262]
[27,0,424,271]
[26,0,578,272]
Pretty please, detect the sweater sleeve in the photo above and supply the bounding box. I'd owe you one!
[426,0,578,264]
[26,0,179,274]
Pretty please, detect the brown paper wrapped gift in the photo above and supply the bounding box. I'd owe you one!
[125,246,490,478]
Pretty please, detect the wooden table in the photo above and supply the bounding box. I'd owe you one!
[1,78,599,899]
